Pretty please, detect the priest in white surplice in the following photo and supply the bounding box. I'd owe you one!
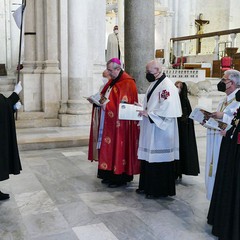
[106,25,120,62]
[205,69,240,200]
[136,60,182,199]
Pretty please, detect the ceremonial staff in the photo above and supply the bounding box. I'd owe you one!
[16,0,26,81]
[13,0,26,120]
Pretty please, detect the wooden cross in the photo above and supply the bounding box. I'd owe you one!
[195,13,210,54]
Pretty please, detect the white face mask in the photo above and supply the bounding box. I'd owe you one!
[114,30,118,34]
[102,77,108,85]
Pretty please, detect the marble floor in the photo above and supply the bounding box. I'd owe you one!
[0,127,217,240]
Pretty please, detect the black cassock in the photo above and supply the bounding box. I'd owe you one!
[0,92,22,181]
[175,82,200,178]
[207,111,240,240]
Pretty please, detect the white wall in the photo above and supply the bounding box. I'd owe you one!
[0,1,6,64]
[0,0,23,71]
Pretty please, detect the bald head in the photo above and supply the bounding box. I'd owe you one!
[146,60,163,75]
[102,69,111,80]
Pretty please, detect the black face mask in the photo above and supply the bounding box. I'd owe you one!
[146,73,156,82]
[217,81,226,92]
[235,89,240,102]
[236,108,240,119]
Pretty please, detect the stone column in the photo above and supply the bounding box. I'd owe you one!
[4,0,11,71]
[24,0,44,112]
[176,0,191,56]
[42,0,60,118]
[89,0,106,64]
[23,0,36,72]
[59,0,69,114]
[173,41,178,61]
[43,0,59,72]
[34,0,44,72]
[170,39,174,64]
[165,12,174,66]
[117,0,124,63]
[60,0,90,126]
[59,0,106,127]
[67,0,87,109]
[125,0,155,93]
[21,0,39,112]
[87,0,106,95]
[230,33,237,47]
[155,8,174,68]
[214,35,220,57]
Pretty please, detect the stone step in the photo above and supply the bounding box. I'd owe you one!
[14,112,60,129]
[17,112,45,120]
[0,84,14,92]
[16,118,60,129]
[17,124,204,151]
[17,126,90,151]
[18,134,88,151]
[0,76,16,84]
[16,122,205,151]
[1,91,13,97]
[0,76,16,97]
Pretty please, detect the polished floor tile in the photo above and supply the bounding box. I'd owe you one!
[0,134,217,240]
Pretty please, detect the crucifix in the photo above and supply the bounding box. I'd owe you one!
[195,13,210,54]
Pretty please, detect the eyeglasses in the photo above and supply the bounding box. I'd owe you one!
[221,78,232,83]
[107,68,116,73]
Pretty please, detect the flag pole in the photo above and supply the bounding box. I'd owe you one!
[16,0,26,84]
[15,0,26,120]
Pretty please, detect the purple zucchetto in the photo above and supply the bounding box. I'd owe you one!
[109,58,121,66]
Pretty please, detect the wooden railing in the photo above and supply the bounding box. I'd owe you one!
[170,28,240,42]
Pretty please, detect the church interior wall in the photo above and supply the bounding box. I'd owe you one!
[105,16,116,50]
[22,73,42,111]
[0,0,240,127]
[59,0,69,107]
[0,0,7,64]
[172,0,240,57]
[229,0,240,29]
[195,0,230,32]
[0,0,23,71]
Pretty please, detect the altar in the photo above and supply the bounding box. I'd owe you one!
[184,62,212,77]
[164,69,206,82]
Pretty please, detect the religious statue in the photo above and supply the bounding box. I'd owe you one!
[195,13,210,53]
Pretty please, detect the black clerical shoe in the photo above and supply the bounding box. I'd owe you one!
[136,188,145,194]
[101,179,110,184]
[146,194,158,199]
[0,191,10,201]
[108,182,127,188]
[146,194,167,199]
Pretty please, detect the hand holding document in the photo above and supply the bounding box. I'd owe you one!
[84,92,109,106]
[118,103,143,121]
[189,106,231,131]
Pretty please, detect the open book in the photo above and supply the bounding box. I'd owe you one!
[118,103,143,121]
[189,107,231,131]
[84,92,109,106]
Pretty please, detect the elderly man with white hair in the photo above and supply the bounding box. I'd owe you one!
[205,69,240,201]
[136,60,182,198]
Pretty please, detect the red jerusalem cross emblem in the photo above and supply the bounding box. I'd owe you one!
[161,90,170,100]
